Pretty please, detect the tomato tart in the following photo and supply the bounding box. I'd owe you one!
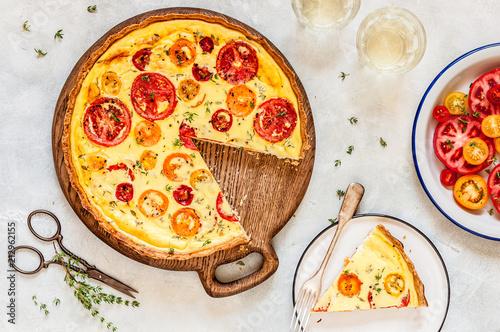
[62,14,308,259]
[313,225,427,312]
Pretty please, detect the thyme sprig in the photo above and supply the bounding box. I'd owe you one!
[52,244,139,331]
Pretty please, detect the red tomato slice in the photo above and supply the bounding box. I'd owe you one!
[433,106,450,122]
[216,192,238,222]
[433,115,494,175]
[199,36,214,53]
[468,67,500,120]
[192,64,213,82]
[211,109,233,132]
[107,162,134,181]
[82,97,131,147]
[440,169,458,187]
[253,97,298,143]
[132,49,151,71]
[179,122,198,150]
[131,73,178,122]
[487,164,500,213]
[487,85,500,105]
[116,183,133,202]
[216,41,258,85]
[173,185,194,206]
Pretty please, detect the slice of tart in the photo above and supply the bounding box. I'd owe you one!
[313,224,427,312]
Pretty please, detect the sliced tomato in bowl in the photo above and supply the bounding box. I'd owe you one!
[487,164,500,213]
[440,168,459,187]
[433,115,494,175]
[468,67,500,120]
[433,106,450,122]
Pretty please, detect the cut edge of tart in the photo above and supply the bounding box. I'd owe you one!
[62,13,308,260]
[312,224,428,312]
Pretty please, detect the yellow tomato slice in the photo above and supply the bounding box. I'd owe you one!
[189,169,213,190]
[138,190,169,218]
[384,273,405,296]
[177,78,200,102]
[444,91,469,115]
[453,175,488,209]
[481,114,500,138]
[171,208,201,237]
[101,71,122,96]
[226,84,256,117]
[134,120,162,147]
[337,272,362,297]
[139,150,158,171]
[163,153,193,182]
[494,137,500,154]
[463,137,489,165]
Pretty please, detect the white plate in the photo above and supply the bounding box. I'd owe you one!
[292,214,449,332]
[412,43,500,240]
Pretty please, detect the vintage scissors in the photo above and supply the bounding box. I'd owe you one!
[8,210,138,298]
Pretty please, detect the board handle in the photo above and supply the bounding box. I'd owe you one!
[197,241,279,298]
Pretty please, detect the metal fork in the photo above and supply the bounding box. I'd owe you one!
[290,182,365,332]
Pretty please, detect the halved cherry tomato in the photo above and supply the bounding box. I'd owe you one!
[487,85,500,104]
[82,97,131,147]
[134,120,162,147]
[179,122,198,151]
[433,106,450,122]
[116,183,133,202]
[440,168,459,186]
[226,85,256,117]
[398,293,410,308]
[86,155,107,171]
[487,164,500,213]
[131,73,178,122]
[444,91,469,115]
[168,39,196,68]
[433,116,494,175]
[199,36,214,53]
[132,49,151,71]
[453,175,488,209]
[494,137,500,153]
[177,78,200,102]
[107,163,134,181]
[138,189,168,218]
[216,192,238,222]
[216,41,258,85]
[101,71,122,96]
[337,272,362,297]
[163,153,193,182]
[211,109,233,132]
[384,273,405,296]
[173,185,194,206]
[469,68,500,120]
[254,97,298,143]
[192,64,213,82]
[463,137,489,165]
[139,150,157,171]
[171,208,201,237]
[481,114,500,138]
[189,169,213,190]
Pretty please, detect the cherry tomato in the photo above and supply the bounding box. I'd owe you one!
[384,273,405,296]
[173,185,194,206]
[433,106,450,122]
[216,192,238,222]
[163,153,193,182]
[463,137,489,165]
[211,109,233,132]
[481,114,500,138]
[192,64,213,82]
[199,36,214,53]
[168,39,196,68]
[82,97,131,147]
[132,49,151,71]
[444,91,469,115]
[226,85,256,117]
[179,122,198,151]
[494,137,500,153]
[134,120,162,147]
[177,78,200,102]
[139,150,157,171]
[337,272,362,297]
[216,41,258,85]
[101,71,122,96]
[433,116,494,175]
[189,169,213,190]
[469,68,500,120]
[131,73,178,122]
[487,164,500,213]
[254,97,298,143]
[138,189,168,218]
[171,208,201,237]
[487,85,500,104]
[116,183,133,202]
[107,163,134,181]
[453,175,488,210]
[440,169,459,186]
[86,155,107,171]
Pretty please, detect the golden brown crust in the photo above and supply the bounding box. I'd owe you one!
[375,224,428,307]
[63,13,306,261]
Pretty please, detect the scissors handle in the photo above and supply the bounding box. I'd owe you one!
[8,245,57,274]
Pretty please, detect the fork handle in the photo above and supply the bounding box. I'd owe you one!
[315,183,365,278]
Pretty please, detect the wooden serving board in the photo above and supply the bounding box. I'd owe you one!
[51,7,315,298]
